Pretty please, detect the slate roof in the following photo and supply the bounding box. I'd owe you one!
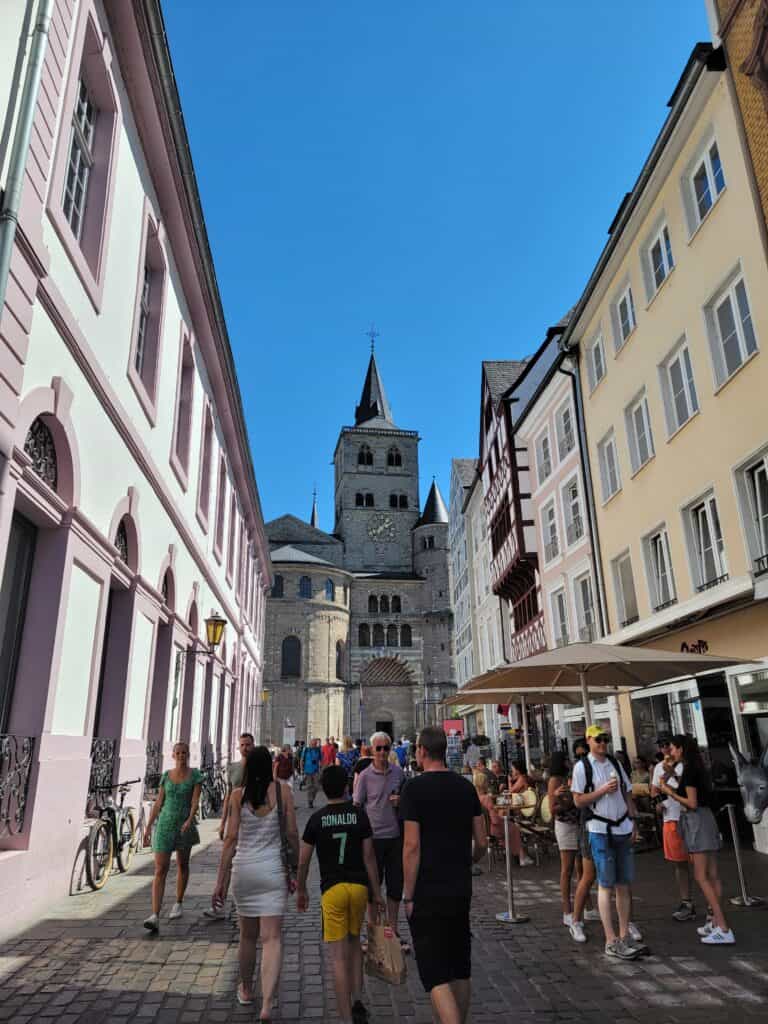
[355,354,395,426]
[265,514,341,548]
[483,360,528,405]
[270,545,335,566]
[453,458,478,489]
[417,480,448,526]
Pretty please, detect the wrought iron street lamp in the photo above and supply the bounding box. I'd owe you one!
[205,611,227,651]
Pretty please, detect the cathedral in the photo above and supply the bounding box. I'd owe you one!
[262,352,456,744]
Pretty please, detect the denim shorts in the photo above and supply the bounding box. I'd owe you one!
[588,832,635,888]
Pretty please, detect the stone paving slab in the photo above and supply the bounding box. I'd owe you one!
[1,795,767,1023]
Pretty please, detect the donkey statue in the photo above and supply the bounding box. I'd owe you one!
[729,742,768,824]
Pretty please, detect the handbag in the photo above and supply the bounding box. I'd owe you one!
[365,909,407,986]
[274,780,298,891]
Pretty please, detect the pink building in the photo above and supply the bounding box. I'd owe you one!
[0,1,269,927]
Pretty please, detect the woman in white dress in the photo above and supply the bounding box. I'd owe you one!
[213,746,298,1018]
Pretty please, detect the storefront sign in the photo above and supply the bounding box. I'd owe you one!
[680,640,709,654]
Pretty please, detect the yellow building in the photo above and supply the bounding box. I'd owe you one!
[560,44,768,849]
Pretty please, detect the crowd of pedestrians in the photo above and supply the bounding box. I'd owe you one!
[137,720,735,1024]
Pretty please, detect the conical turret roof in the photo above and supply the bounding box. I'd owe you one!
[355,353,395,426]
[416,480,448,527]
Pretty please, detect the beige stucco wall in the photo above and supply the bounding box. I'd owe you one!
[576,73,768,636]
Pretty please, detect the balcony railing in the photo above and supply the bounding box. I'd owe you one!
[555,634,569,648]
[0,735,35,838]
[558,432,575,460]
[86,737,116,816]
[544,538,559,562]
[696,573,729,593]
[510,611,547,661]
[621,614,639,628]
[566,516,584,544]
[579,622,596,642]
[653,597,678,613]
[755,553,768,578]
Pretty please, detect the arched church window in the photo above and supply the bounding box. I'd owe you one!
[281,636,301,677]
[336,640,345,680]
[358,445,373,466]
[272,574,284,598]
[114,517,129,564]
[389,494,398,509]
[298,575,312,598]
[386,624,398,647]
[24,417,58,491]
[355,493,364,507]
[364,493,374,508]
[372,623,385,647]
[368,595,378,614]
[398,495,408,509]
[379,595,389,614]
[391,595,402,614]
[401,624,412,647]
[325,578,335,601]
[358,623,370,647]
[387,447,402,467]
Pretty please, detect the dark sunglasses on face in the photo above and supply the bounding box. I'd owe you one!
[375,745,391,752]
[594,734,610,743]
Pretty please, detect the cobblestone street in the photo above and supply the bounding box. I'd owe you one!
[1,800,767,1024]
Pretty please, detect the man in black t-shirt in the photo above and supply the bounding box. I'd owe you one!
[298,766,383,1024]
[400,726,486,1024]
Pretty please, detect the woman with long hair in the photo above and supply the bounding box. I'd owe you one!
[335,735,359,778]
[473,771,527,864]
[547,751,583,927]
[143,741,202,932]
[214,746,299,1016]
[658,735,734,944]
[508,760,531,794]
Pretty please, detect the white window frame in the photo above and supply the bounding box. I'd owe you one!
[624,391,655,474]
[684,492,728,590]
[587,334,606,392]
[63,79,97,241]
[735,450,768,571]
[555,401,576,461]
[690,138,726,227]
[649,223,674,293]
[535,430,552,485]
[659,338,699,436]
[643,526,677,612]
[613,283,637,351]
[705,272,758,388]
[541,499,559,563]
[597,431,621,503]
[574,573,596,642]
[612,550,639,627]
[562,474,584,546]
[550,587,569,647]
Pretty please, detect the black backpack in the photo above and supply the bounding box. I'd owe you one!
[582,754,629,837]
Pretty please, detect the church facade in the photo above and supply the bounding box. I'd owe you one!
[261,354,455,743]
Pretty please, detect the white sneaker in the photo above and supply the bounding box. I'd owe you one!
[143,913,159,932]
[701,926,735,945]
[169,902,183,920]
[627,921,643,942]
[697,919,715,937]
[569,921,587,943]
[519,855,534,866]
[203,906,226,920]
[584,909,601,922]
[563,913,573,927]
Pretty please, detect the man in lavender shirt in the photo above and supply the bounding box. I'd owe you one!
[354,730,405,944]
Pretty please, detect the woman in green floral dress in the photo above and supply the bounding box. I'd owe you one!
[143,742,203,932]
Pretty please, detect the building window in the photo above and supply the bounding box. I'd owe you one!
[542,501,559,563]
[114,518,129,564]
[588,335,606,392]
[744,458,768,569]
[426,536,435,550]
[172,336,195,482]
[614,284,637,350]
[556,403,575,460]
[298,575,312,599]
[23,417,58,491]
[281,636,301,678]
[63,79,97,241]
[373,623,385,646]
[490,497,512,557]
[128,211,166,413]
[597,431,620,502]
[197,406,214,527]
[612,551,639,627]
[227,494,237,582]
[386,624,398,647]
[387,447,402,467]
[368,595,378,614]
[399,494,408,509]
[535,432,552,484]
[401,624,412,647]
[389,494,398,508]
[707,275,758,386]
[392,595,402,613]
[325,578,335,601]
[271,574,284,598]
[358,445,373,466]
[365,493,374,508]
[563,476,584,545]
[692,140,725,224]
[551,588,569,647]
[660,340,699,435]
[359,623,370,647]
[649,224,674,292]
[688,494,728,589]
[575,574,596,641]
[336,640,345,680]
[644,528,676,611]
[624,392,655,473]
[355,493,364,507]
[380,595,390,614]
[214,458,227,557]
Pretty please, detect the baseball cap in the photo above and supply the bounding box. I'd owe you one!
[585,724,609,739]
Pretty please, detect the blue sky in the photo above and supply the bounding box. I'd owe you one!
[164,1,710,528]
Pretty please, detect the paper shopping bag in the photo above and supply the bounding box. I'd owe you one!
[364,918,407,985]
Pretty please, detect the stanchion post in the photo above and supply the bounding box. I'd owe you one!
[495,812,529,924]
[724,803,765,908]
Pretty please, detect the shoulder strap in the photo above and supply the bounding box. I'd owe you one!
[583,757,593,793]
[605,754,627,793]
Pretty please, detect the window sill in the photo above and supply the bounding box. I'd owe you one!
[196,505,210,535]
[629,453,655,481]
[47,204,106,314]
[644,264,676,312]
[613,326,637,358]
[588,373,607,398]
[169,449,189,493]
[213,539,223,564]
[713,347,760,396]
[601,487,622,508]
[664,408,700,444]
[126,363,158,427]
[686,186,726,247]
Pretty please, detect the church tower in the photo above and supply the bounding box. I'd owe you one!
[333,353,420,572]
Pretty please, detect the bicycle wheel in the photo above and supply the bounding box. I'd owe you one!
[116,809,136,872]
[200,786,214,820]
[86,819,114,890]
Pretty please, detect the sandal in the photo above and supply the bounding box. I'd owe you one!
[237,986,253,1006]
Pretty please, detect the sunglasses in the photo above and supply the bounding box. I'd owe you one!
[593,734,610,743]
[375,745,391,752]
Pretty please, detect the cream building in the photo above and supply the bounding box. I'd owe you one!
[559,43,768,847]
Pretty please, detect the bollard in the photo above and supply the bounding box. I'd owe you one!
[724,803,765,908]
[495,812,529,924]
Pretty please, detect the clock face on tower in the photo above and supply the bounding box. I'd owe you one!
[367,512,396,542]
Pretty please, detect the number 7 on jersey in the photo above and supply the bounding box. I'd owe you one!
[332,831,347,864]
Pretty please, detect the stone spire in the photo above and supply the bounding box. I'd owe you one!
[310,487,319,529]
[354,352,395,427]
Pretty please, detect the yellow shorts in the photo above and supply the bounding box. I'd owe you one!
[320,883,368,942]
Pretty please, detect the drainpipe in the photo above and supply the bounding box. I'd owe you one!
[557,354,610,638]
[0,0,53,314]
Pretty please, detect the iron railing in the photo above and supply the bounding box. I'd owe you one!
[579,622,597,642]
[755,553,768,577]
[621,614,639,628]
[653,597,678,613]
[696,573,729,593]
[143,739,163,802]
[86,737,116,816]
[0,735,35,838]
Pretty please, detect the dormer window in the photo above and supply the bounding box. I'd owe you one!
[358,445,373,466]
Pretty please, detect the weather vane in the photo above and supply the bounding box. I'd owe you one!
[364,322,380,353]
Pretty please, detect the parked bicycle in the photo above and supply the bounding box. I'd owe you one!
[199,762,228,820]
[85,778,141,890]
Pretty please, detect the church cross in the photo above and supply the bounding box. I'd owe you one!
[364,322,380,353]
